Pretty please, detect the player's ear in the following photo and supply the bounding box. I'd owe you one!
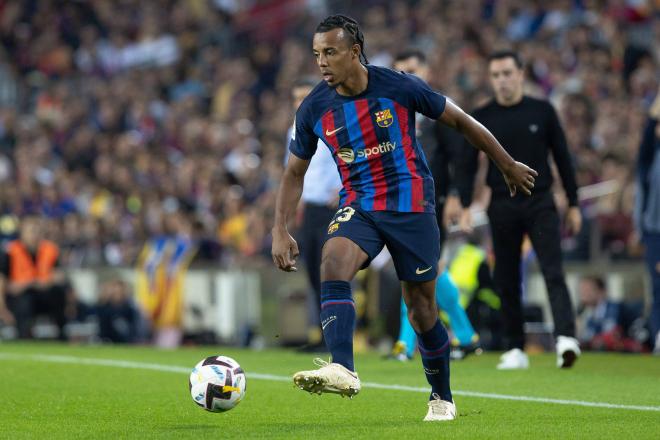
[351,43,360,59]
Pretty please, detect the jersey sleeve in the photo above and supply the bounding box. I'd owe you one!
[405,74,447,119]
[288,103,318,160]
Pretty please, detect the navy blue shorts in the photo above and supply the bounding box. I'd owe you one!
[323,206,440,282]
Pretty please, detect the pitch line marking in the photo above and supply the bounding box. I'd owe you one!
[1,352,658,413]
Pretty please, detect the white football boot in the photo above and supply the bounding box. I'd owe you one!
[556,336,581,368]
[496,348,530,370]
[423,394,457,421]
[293,358,361,398]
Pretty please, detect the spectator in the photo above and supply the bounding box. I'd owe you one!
[0,216,69,339]
[576,275,643,352]
[96,279,141,343]
[0,0,652,268]
[634,87,660,354]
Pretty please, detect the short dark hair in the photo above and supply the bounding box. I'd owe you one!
[488,50,523,69]
[394,49,427,65]
[315,14,369,64]
[292,76,318,89]
[583,275,606,292]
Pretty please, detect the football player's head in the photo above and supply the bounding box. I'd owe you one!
[313,15,368,89]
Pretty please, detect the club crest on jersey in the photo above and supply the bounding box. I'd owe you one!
[375,109,393,128]
[328,223,339,234]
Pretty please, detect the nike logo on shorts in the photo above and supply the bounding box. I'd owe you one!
[325,126,344,136]
[415,266,432,275]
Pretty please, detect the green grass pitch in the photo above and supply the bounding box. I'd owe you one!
[0,342,658,439]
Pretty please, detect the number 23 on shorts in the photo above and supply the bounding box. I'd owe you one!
[327,207,355,234]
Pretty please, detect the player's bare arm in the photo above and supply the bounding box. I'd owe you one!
[439,100,538,196]
[272,155,310,272]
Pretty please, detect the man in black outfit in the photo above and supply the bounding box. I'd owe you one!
[456,50,582,369]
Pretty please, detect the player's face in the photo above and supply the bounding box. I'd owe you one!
[312,29,358,88]
[292,85,313,109]
[393,57,429,82]
[488,57,524,105]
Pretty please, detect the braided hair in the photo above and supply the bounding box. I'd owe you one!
[315,15,369,64]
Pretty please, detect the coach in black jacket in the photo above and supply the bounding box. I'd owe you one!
[456,50,581,369]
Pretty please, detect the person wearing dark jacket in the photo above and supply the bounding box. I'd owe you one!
[456,50,582,369]
[634,87,660,354]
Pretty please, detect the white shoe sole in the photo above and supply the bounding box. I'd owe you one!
[293,373,360,398]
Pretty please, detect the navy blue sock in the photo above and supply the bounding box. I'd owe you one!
[417,319,452,402]
[320,280,355,371]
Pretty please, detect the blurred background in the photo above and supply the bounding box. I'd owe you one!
[0,0,657,353]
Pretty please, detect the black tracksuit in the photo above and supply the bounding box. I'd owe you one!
[417,116,463,250]
[456,96,579,349]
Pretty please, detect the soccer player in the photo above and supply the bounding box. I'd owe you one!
[456,51,582,369]
[390,49,480,361]
[271,15,537,421]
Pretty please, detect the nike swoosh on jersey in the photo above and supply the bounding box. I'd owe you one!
[325,126,344,136]
[415,266,432,275]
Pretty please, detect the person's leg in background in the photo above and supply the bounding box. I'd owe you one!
[5,291,33,339]
[525,193,580,368]
[488,197,527,369]
[395,296,417,359]
[642,231,660,353]
[35,284,69,341]
[435,270,477,347]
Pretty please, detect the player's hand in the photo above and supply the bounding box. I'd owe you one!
[503,161,538,196]
[565,207,582,235]
[271,228,299,272]
[443,195,462,229]
[0,306,15,325]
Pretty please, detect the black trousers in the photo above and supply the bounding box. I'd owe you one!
[487,191,575,349]
[5,284,68,339]
[435,201,447,252]
[300,202,337,329]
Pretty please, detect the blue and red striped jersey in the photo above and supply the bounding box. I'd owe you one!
[289,65,446,213]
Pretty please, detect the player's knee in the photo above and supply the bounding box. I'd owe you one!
[320,252,348,280]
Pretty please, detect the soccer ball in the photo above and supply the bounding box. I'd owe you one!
[189,356,247,412]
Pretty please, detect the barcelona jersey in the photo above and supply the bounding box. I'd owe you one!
[289,65,447,213]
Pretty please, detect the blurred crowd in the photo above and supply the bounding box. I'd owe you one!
[0,0,657,268]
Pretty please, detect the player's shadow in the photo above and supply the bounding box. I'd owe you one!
[165,425,220,431]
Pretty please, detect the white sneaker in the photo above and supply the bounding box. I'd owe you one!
[423,394,457,421]
[556,336,581,368]
[496,348,529,370]
[293,358,361,398]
